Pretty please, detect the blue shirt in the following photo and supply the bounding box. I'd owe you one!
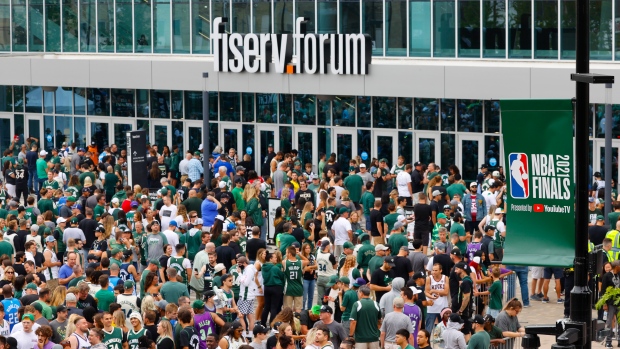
[201,200,218,227]
[59,264,74,287]
[2,297,20,330]
[213,160,235,178]
[187,159,203,182]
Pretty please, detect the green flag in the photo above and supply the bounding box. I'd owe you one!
[500,100,575,267]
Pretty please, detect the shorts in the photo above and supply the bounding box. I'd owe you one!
[170,170,178,180]
[238,299,255,314]
[354,203,361,211]
[283,295,303,310]
[544,267,563,279]
[414,229,430,247]
[531,267,544,279]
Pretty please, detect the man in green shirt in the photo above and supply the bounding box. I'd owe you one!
[450,214,467,252]
[0,231,14,261]
[94,194,106,221]
[95,275,116,312]
[278,223,298,254]
[78,164,96,187]
[36,150,49,197]
[343,171,363,204]
[468,315,491,349]
[283,245,306,312]
[102,312,127,349]
[395,329,415,349]
[349,285,381,346]
[160,267,189,305]
[103,166,119,202]
[383,204,400,238]
[231,178,245,211]
[446,176,467,200]
[609,201,620,229]
[339,277,362,334]
[356,234,375,277]
[388,223,408,256]
[308,175,320,192]
[37,188,57,218]
[42,171,59,190]
[181,189,203,217]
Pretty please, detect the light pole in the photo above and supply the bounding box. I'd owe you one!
[202,72,210,186]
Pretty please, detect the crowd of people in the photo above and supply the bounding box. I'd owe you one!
[0,137,542,349]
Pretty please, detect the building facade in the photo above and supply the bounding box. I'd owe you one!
[0,0,620,182]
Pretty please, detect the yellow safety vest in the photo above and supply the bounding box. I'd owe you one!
[607,230,620,247]
[588,242,594,253]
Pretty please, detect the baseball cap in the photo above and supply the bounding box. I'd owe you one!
[156,300,168,309]
[272,321,283,333]
[39,150,48,156]
[192,300,205,309]
[6,338,16,349]
[149,259,161,267]
[384,256,396,267]
[123,249,133,258]
[484,225,497,232]
[472,314,485,325]
[492,170,500,177]
[597,215,605,220]
[194,218,204,225]
[594,171,602,177]
[111,197,120,204]
[432,190,441,197]
[311,305,321,315]
[321,240,330,250]
[33,302,43,312]
[353,278,367,287]
[22,314,34,322]
[380,158,388,163]
[56,305,67,313]
[338,207,350,214]
[375,244,389,252]
[414,161,422,166]
[435,242,446,251]
[437,213,447,219]
[393,297,405,308]
[359,163,366,168]
[325,275,340,287]
[111,248,122,256]
[131,201,139,208]
[393,222,404,230]
[124,280,135,289]
[469,182,478,188]
[231,321,243,330]
[320,305,334,314]
[253,324,269,336]
[450,249,462,257]
[454,262,469,271]
[339,276,350,285]
[589,197,595,203]
[480,164,488,169]
[449,313,464,324]
[56,217,67,224]
[495,208,504,214]
[67,196,77,202]
[194,151,201,156]
[214,263,226,274]
[483,314,495,323]
[343,241,354,250]
[412,271,426,280]
[26,283,37,290]
[236,166,246,171]
[45,235,56,243]
[65,293,77,302]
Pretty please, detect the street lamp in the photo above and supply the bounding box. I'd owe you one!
[202,72,210,186]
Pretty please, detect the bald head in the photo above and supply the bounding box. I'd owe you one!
[206,242,216,253]
[2,285,12,297]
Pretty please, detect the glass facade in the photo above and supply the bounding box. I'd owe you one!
[0,0,613,60]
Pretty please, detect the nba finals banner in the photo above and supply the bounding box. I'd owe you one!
[500,100,575,267]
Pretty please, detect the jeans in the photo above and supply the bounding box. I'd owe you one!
[27,169,36,191]
[303,279,316,310]
[425,313,440,333]
[506,265,529,306]
[365,214,371,231]
[37,178,46,199]
[261,220,267,241]
[316,275,330,305]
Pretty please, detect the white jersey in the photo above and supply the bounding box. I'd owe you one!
[117,294,140,317]
[43,248,60,280]
[72,332,91,349]
[0,319,9,336]
[25,235,43,252]
[238,264,260,300]
[316,250,337,278]
[427,275,449,313]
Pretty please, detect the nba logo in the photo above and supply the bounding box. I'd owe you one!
[509,153,529,199]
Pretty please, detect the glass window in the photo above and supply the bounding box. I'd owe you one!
[45,0,61,51]
[414,98,438,130]
[508,0,531,58]
[485,135,501,170]
[441,134,455,175]
[434,0,456,57]
[534,0,558,59]
[55,116,73,148]
[187,124,200,154]
[137,120,150,145]
[279,94,292,124]
[440,99,456,131]
[318,99,331,126]
[0,86,12,112]
[135,0,152,52]
[410,0,431,57]
[111,89,135,117]
[294,95,316,125]
[0,0,9,51]
[43,116,53,150]
[14,115,24,144]
[56,87,73,114]
[116,0,133,52]
[137,89,149,117]
[594,104,620,139]
[398,132,413,164]
[172,0,191,53]
[386,0,407,56]
[154,0,171,53]
[74,117,86,148]
[373,97,397,128]
[184,91,202,120]
[25,86,42,113]
[211,0,228,30]
[357,96,371,127]
[358,129,371,165]
[457,100,482,132]
[192,0,209,53]
[29,0,44,52]
[242,93,255,122]
[74,88,86,115]
[0,119,10,159]
[90,122,109,151]
[317,0,337,33]
[242,125,255,162]
[171,121,183,153]
[97,0,114,52]
[616,0,620,60]
[220,92,241,122]
[297,131,313,165]
[115,123,133,151]
[254,0,272,33]
[80,0,96,52]
[62,0,78,51]
[484,100,500,133]
[12,0,27,51]
[14,86,25,112]
[210,123,220,156]
[340,0,360,34]
[280,126,293,152]
[560,0,575,59]
[333,96,356,127]
[461,138,478,181]
[483,0,505,58]
[363,0,383,55]
[591,0,612,60]
[172,91,183,119]
[377,135,393,164]
[88,88,110,116]
[209,91,218,121]
[458,0,480,57]
[275,0,294,34]
[398,97,413,129]
[336,133,352,170]
[318,128,332,161]
[256,93,278,123]
[44,90,54,113]
[232,0,251,33]
[151,90,170,118]
[296,0,316,33]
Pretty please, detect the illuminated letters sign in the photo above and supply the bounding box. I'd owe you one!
[212,17,373,75]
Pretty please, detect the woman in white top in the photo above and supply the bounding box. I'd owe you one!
[219,322,246,349]
[253,248,267,326]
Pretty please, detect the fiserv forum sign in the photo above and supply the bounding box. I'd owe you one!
[213,17,373,75]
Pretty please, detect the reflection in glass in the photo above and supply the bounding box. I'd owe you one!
[185,91,202,120]
[297,132,314,166]
[173,0,191,53]
[208,123,218,158]
[55,116,73,148]
[461,139,479,181]
[340,0,360,34]
[318,99,331,126]
[260,130,275,174]
[294,95,316,125]
[0,86,12,112]
[209,92,218,121]
[484,100,501,133]
[377,136,393,164]
[398,98,413,129]
[29,0,44,52]
[135,0,152,52]
[191,0,209,53]
[485,135,501,170]
[73,88,86,115]
[414,98,438,130]
[373,97,397,128]
[14,115,24,146]
[242,93,255,122]
[296,0,315,33]
[317,0,337,33]
[333,96,356,127]
[13,0,27,51]
[91,122,109,151]
[97,0,114,52]
[137,90,150,117]
[279,95,292,124]
[358,130,371,166]
[275,0,294,34]
[441,134,455,174]
[172,91,183,119]
[0,119,10,159]
[256,93,278,123]
[280,127,293,153]
[117,0,134,52]
[363,0,383,55]
[220,92,241,122]
[336,133,353,172]
[386,0,407,56]
[508,0,531,58]
[42,117,52,150]
[25,87,42,113]
[62,0,79,51]
[318,128,332,161]
[0,0,9,51]
[242,125,255,163]
[590,0,612,60]
[44,91,54,114]
[232,0,251,33]
[188,126,202,154]
[398,132,413,164]
[434,0,456,57]
[440,99,456,131]
[483,0,505,57]
[418,137,435,165]
[137,120,150,144]
[154,124,168,152]
[80,0,96,52]
[112,89,135,117]
[45,0,61,51]
[223,128,238,154]
[171,121,183,153]
[457,100,482,132]
[458,0,480,57]
[88,88,110,116]
[534,0,557,59]
[600,146,619,181]
[154,0,171,53]
[253,0,271,33]
[74,117,86,148]
[410,0,431,56]
[356,97,371,127]
[151,90,170,118]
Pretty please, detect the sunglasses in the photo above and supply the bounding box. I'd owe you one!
[191,216,197,218]
[5,272,13,274]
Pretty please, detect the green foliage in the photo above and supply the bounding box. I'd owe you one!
[595,286,620,315]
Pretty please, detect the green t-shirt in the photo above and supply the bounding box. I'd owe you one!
[424,171,439,193]
[341,288,358,320]
[103,327,125,349]
[94,205,105,220]
[160,281,190,304]
[609,211,620,229]
[447,183,467,200]
[128,328,148,349]
[50,155,61,166]
[139,270,150,298]
[360,191,375,216]
[38,199,56,217]
[488,280,502,310]
[34,300,53,320]
[486,325,505,340]
[279,233,298,254]
[357,243,375,271]
[450,222,467,252]
[367,256,384,275]
[78,172,96,187]
[104,173,119,193]
[467,331,491,349]
[284,258,303,296]
[0,241,14,260]
[181,198,203,217]
[383,213,400,235]
[95,289,116,312]
[350,298,381,343]
[36,158,48,179]
[68,275,86,288]
[343,174,364,203]
[281,198,291,214]
[42,180,59,190]
[232,187,245,211]
[229,264,241,297]
[388,233,408,256]
[168,256,189,284]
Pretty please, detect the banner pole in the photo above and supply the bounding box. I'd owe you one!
[202,72,210,187]
[605,84,613,220]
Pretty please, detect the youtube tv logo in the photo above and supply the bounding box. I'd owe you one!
[533,204,545,212]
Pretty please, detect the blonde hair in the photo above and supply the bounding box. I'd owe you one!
[158,319,174,338]
[102,216,114,239]
[243,185,257,202]
[141,295,156,314]
[305,327,319,345]
[300,202,314,227]
[113,310,127,331]
[66,314,83,337]
[50,286,67,307]
[340,255,357,278]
